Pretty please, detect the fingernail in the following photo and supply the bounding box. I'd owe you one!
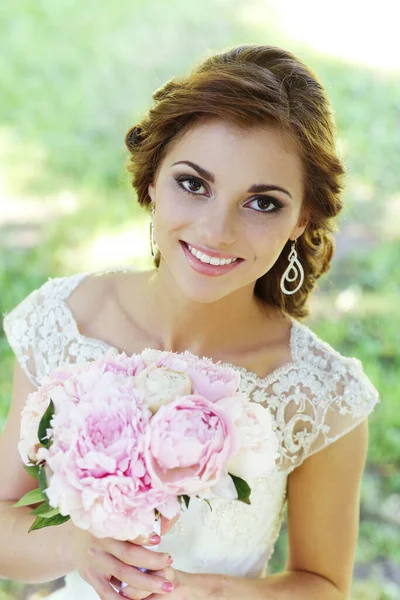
[162,581,174,592]
[119,592,129,598]
[150,534,161,544]
[167,555,174,565]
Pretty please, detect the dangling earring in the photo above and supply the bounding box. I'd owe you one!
[280,239,304,295]
[149,204,158,258]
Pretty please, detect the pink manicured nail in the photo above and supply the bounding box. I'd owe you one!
[167,555,174,565]
[162,581,174,592]
[150,534,161,544]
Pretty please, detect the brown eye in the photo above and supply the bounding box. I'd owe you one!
[176,175,207,195]
[247,196,283,214]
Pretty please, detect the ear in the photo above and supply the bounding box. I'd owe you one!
[290,210,309,241]
[148,183,156,204]
[290,221,308,241]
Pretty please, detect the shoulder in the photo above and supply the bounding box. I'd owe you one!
[65,267,146,336]
[273,319,380,474]
[3,271,88,326]
[3,266,140,330]
[2,267,140,387]
[2,271,89,386]
[292,319,379,413]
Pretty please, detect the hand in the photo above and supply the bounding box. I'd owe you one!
[64,513,180,600]
[122,568,207,600]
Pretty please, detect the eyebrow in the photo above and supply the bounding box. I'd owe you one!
[171,160,293,200]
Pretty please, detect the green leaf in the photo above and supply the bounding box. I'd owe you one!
[30,501,59,518]
[181,494,190,509]
[28,517,48,532]
[24,464,40,481]
[38,399,55,448]
[39,507,60,519]
[39,465,48,493]
[28,513,70,532]
[13,488,45,508]
[229,473,252,505]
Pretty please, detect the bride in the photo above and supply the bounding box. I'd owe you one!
[0,44,379,599]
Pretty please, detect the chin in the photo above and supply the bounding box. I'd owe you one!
[170,272,230,304]
[179,284,229,304]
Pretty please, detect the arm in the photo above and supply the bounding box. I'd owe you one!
[0,361,177,599]
[151,418,369,600]
[0,361,78,583]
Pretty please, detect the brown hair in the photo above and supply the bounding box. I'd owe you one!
[124,44,345,319]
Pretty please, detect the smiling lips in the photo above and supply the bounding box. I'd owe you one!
[184,243,238,266]
[180,241,243,277]
[182,241,241,261]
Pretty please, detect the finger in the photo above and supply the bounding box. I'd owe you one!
[102,553,174,595]
[118,585,153,599]
[106,539,173,571]
[130,533,161,546]
[120,581,174,599]
[110,577,152,600]
[87,574,123,600]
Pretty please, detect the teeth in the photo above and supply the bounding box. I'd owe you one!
[187,244,237,266]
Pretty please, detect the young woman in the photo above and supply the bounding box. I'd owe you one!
[1,44,380,600]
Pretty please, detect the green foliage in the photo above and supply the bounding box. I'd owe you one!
[37,400,54,449]
[12,488,45,508]
[23,464,40,481]
[28,512,70,533]
[229,473,252,505]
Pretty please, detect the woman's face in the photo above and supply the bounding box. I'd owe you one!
[148,119,307,304]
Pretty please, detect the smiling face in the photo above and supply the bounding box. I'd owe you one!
[148,118,308,304]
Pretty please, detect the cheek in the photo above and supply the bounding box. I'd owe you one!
[249,218,291,256]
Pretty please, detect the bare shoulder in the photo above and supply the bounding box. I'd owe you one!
[65,268,146,336]
[286,418,369,596]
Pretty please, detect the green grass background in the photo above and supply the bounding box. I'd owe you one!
[0,1,399,598]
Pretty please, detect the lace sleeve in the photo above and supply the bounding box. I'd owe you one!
[302,357,380,465]
[2,281,52,389]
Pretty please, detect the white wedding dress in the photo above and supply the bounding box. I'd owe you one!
[2,269,380,599]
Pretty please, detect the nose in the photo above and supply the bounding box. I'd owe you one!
[198,201,237,248]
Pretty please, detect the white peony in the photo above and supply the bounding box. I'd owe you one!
[216,395,279,480]
[132,364,192,413]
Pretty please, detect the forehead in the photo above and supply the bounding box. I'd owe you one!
[163,118,304,189]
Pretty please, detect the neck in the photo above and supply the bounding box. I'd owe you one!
[143,263,282,358]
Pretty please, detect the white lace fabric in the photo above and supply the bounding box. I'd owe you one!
[2,270,380,595]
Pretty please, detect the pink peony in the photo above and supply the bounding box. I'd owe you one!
[144,394,239,497]
[93,348,146,378]
[18,350,147,465]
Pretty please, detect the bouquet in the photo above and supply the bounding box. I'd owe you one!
[14,348,279,542]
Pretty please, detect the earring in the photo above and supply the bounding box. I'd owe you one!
[149,204,158,258]
[280,239,304,295]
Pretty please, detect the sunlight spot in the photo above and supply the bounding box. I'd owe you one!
[241,0,400,71]
[62,223,153,272]
[336,286,362,312]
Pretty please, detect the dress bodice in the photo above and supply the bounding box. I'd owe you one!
[2,269,380,597]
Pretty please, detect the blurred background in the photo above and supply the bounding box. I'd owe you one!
[0,0,399,598]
